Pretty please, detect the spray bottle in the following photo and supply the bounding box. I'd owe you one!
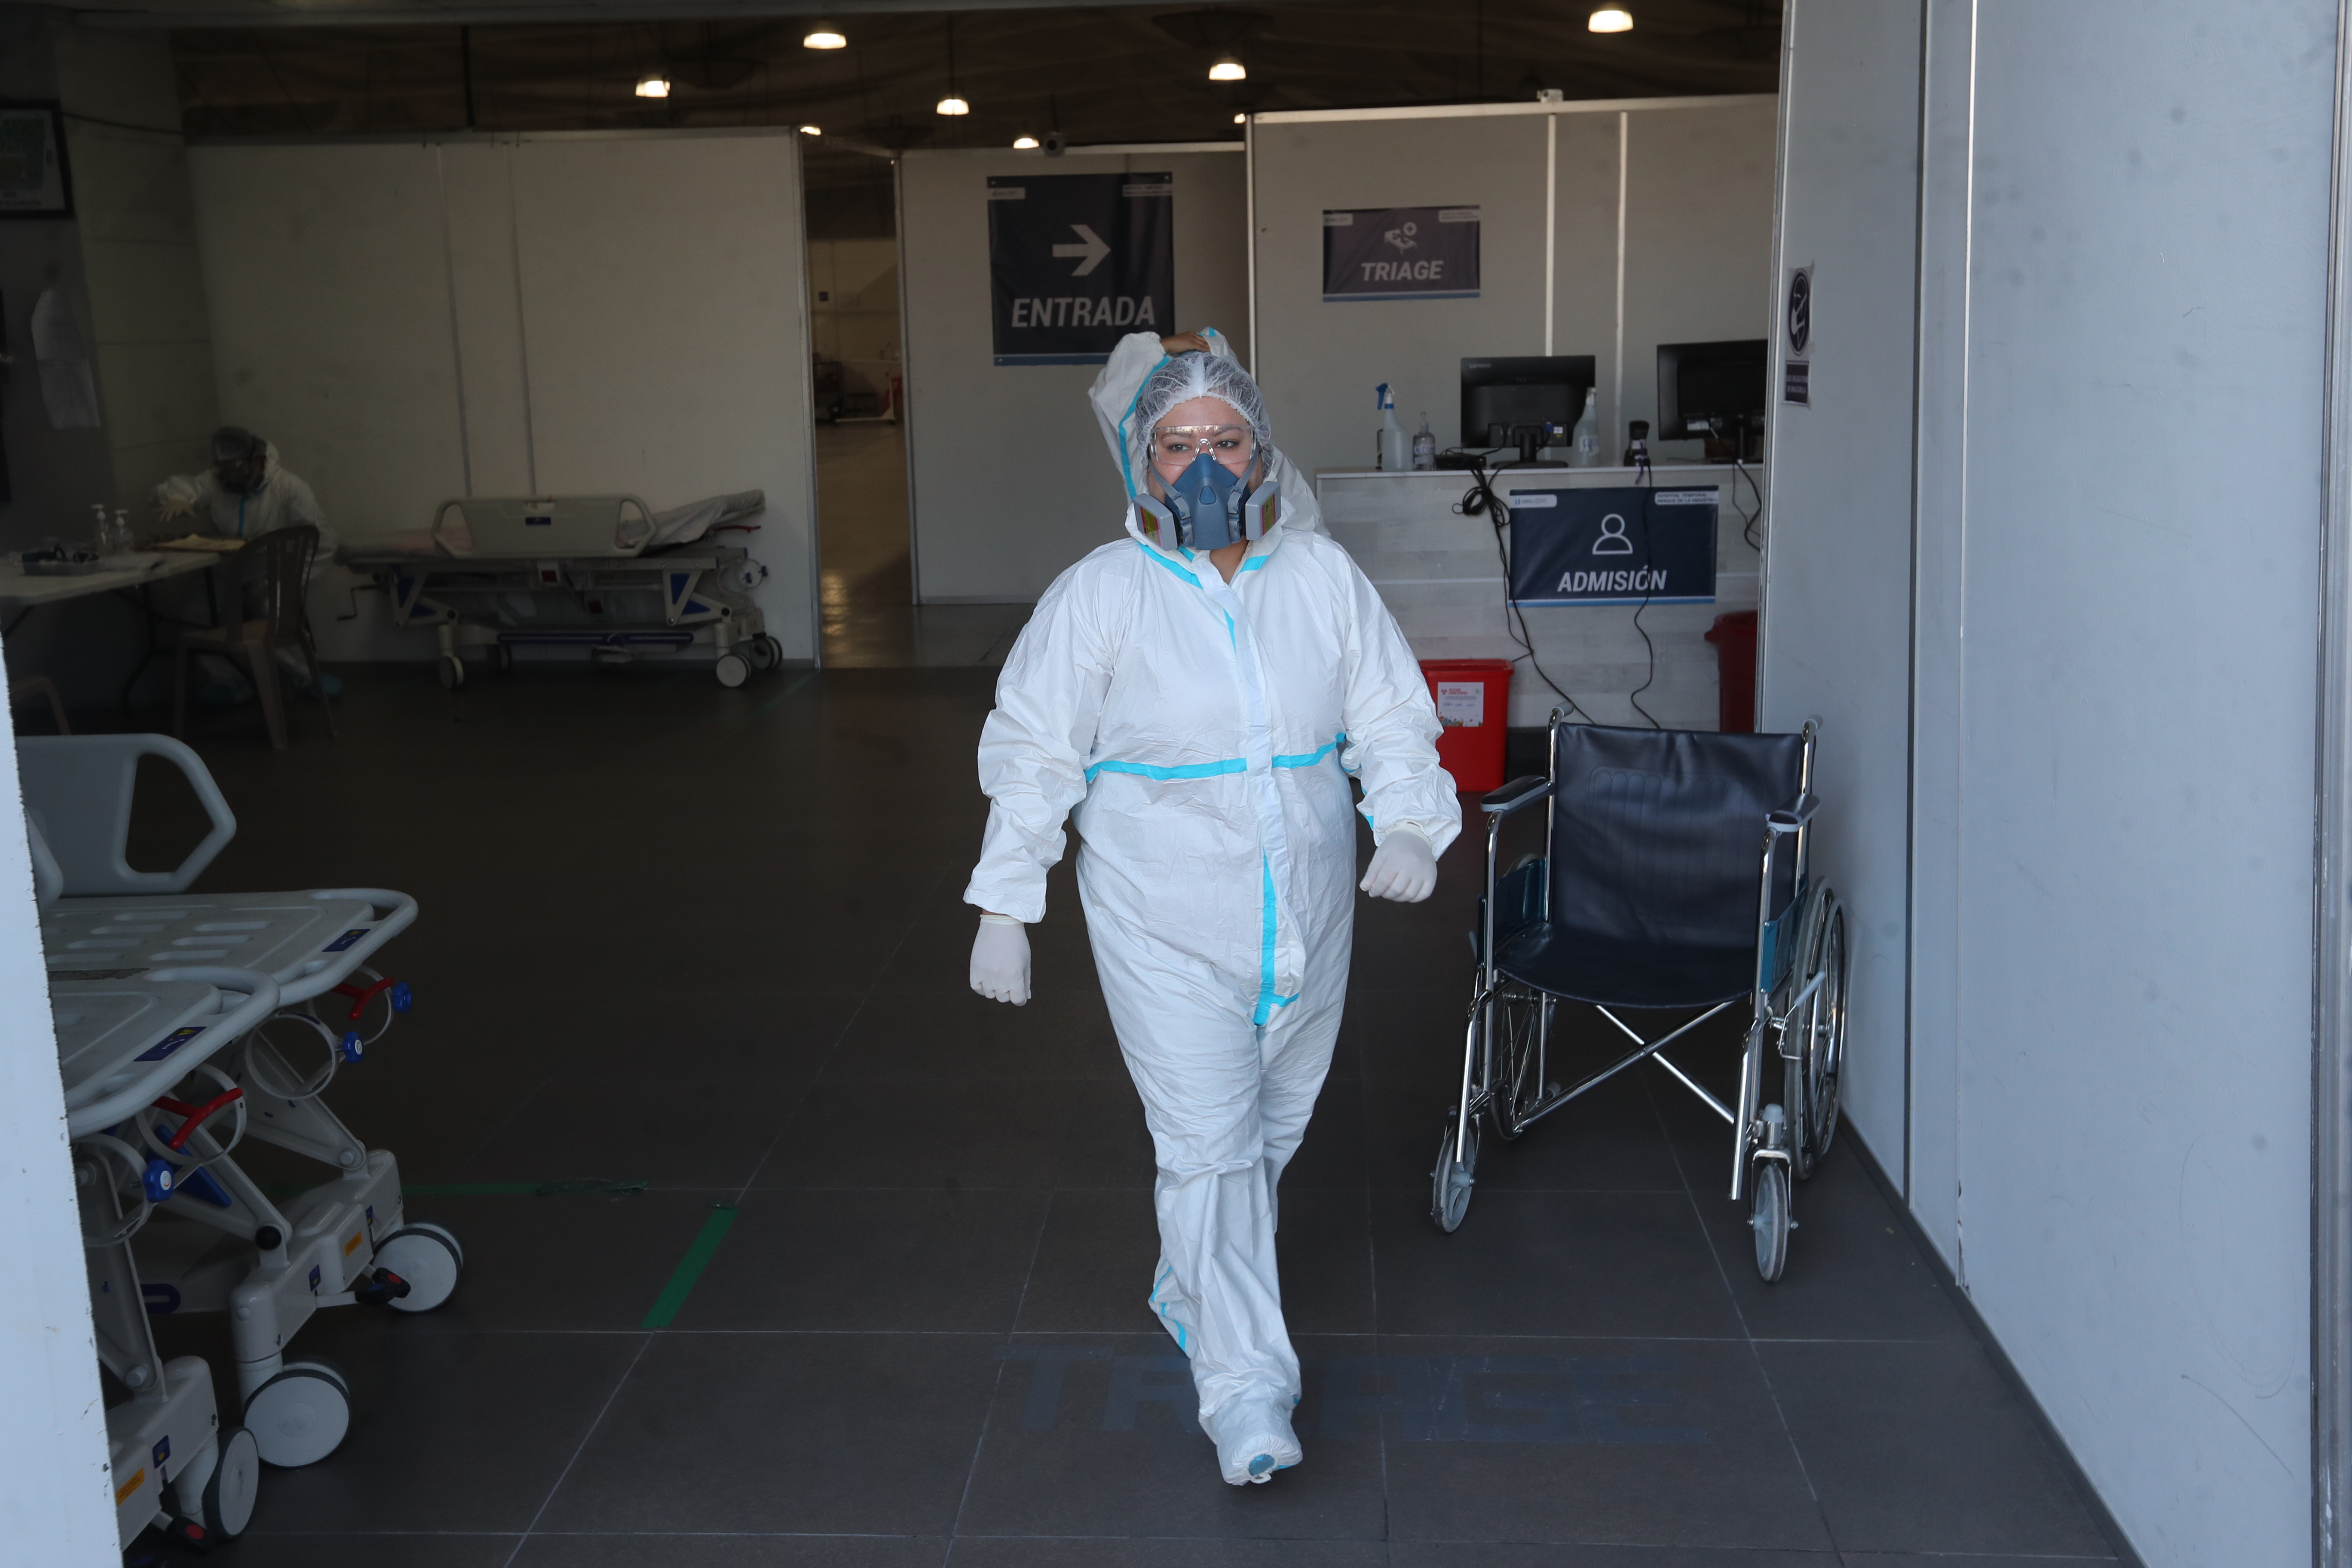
[1377,384,1409,472]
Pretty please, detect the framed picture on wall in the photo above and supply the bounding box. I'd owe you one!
[0,104,72,218]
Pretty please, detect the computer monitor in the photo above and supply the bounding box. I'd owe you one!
[1460,355,1596,451]
[1656,339,1768,449]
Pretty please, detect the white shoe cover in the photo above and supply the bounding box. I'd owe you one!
[1204,1396,1303,1486]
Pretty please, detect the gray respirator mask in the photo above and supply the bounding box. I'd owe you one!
[1136,450,1280,552]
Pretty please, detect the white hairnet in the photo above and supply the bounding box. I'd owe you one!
[1130,351,1275,488]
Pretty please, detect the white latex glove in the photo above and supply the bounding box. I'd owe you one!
[156,493,193,521]
[1360,826,1439,903]
[970,913,1031,1005]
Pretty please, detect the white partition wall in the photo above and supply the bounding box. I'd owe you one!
[1754,2,1924,1231]
[1249,97,1776,476]
[1762,3,2334,1562]
[898,145,1247,603]
[189,130,820,663]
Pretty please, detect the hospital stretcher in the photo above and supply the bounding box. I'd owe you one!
[22,734,460,1477]
[55,962,278,1553]
[341,491,786,689]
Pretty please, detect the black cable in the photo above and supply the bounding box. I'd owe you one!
[1626,483,1660,729]
[1455,453,1593,725]
[1732,447,1764,551]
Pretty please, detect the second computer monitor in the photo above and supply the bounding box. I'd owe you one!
[1461,355,1596,448]
[1656,339,1768,441]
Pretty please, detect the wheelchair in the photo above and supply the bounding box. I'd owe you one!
[1433,715,1850,1280]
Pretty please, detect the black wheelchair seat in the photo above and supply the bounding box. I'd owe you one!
[1491,725,1808,1008]
[1494,923,1756,1009]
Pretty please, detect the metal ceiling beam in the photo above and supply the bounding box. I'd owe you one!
[67,0,1360,30]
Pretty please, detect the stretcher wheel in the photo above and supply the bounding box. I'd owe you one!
[245,1358,351,1467]
[1430,1110,1479,1232]
[1750,1158,1790,1281]
[746,634,780,671]
[199,1426,260,1538]
[374,1222,463,1313]
[714,652,750,688]
[437,653,466,691]
[491,643,514,675]
[1787,891,1848,1180]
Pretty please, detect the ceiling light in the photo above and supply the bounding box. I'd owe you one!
[799,124,822,136]
[634,73,671,98]
[802,26,846,49]
[937,96,970,116]
[1233,112,1246,124]
[1588,6,1633,31]
[1209,56,1247,82]
[1013,135,1039,149]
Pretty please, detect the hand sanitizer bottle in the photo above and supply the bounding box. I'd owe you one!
[1412,415,1436,470]
[1569,388,1601,468]
[1377,383,1410,472]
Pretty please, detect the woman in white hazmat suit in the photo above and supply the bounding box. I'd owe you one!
[966,346,1460,1485]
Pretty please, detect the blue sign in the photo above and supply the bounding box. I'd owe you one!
[1323,206,1481,301]
[134,1025,205,1063]
[989,173,1175,366]
[1507,486,1718,606]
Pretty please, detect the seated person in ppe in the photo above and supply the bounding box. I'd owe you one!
[967,346,1459,1487]
[153,426,340,702]
[1090,328,1327,536]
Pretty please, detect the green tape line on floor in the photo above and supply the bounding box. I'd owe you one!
[401,1183,542,1196]
[641,1205,739,1329]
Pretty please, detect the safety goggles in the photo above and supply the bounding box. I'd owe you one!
[1147,425,1257,466]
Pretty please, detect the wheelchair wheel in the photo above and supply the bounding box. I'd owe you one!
[1787,889,1850,1179]
[1750,1158,1791,1281]
[1431,1110,1479,1232]
[1484,983,1545,1141]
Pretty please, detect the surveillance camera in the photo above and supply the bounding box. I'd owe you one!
[1043,129,1067,156]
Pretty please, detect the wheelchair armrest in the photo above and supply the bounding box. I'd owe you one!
[1482,775,1553,817]
[1767,793,1820,831]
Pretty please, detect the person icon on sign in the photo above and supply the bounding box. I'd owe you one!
[1592,512,1635,555]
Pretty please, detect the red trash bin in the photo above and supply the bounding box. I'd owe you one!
[1705,611,1758,733]
[1420,658,1514,792]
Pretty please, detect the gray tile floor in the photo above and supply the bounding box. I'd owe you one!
[122,667,2128,1566]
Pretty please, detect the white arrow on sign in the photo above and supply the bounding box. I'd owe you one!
[1052,224,1112,277]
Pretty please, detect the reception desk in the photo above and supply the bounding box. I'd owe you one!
[1317,463,1764,731]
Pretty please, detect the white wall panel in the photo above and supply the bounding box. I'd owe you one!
[1770,3,2334,1562]
[189,131,819,663]
[1946,7,2328,1561]
[1252,114,1550,471]
[1907,0,1975,1271]
[899,147,1246,603]
[510,135,816,654]
[1757,0,1923,1220]
[1621,99,1779,459]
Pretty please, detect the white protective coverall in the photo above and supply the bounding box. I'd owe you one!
[153,443,338,562]
[964,470,1459,1426]
[1088,330,1327,537]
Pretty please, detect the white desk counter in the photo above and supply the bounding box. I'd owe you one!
[1317,463,1763,730]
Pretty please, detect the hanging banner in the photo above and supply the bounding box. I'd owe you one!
[1505,486,1719,606]
[989,172,1174,366]
[1322,206,1480,301]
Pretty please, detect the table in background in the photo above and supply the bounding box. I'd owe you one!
[0,550,228,709]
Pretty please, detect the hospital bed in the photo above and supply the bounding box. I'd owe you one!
[341,491,784,689]
[22,733,459,1471]
[55,959,277,1553]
